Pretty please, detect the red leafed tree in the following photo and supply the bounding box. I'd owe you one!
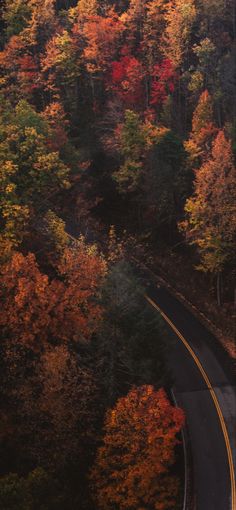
[0,243,106,348]
[150,59,177,108]
[90,385,185,510]
[110,54,144,107]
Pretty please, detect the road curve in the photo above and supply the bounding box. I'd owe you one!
[143,275,236,510]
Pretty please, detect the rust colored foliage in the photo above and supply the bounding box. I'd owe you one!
[0,243,106,348]
[0,36,40,99]
[16,54,39,94]
[90,385,185,510]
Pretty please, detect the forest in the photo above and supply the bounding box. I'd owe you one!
[0,0,235,509]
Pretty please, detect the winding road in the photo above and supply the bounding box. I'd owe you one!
[142,272,236,510]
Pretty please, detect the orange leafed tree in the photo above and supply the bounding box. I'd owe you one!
[185,90,218,166]
[184,130,236,276]
[0,241,106,348]
[90,385,185,510]
[81,9,124,74]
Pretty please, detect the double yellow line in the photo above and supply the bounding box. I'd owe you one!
[145,294,236,510]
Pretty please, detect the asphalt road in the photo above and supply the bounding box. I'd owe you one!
[144,276,236,510]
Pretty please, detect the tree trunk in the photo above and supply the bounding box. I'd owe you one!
[145,76,149,109]
[216,272,221,307]
[90,74,95,108]
[232,0,236,39]
[234,287,236,342]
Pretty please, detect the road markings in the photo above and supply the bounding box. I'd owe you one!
[145,294,236,510]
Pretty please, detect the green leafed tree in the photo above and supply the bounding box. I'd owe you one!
[113,110,147,193]
[97,260,169,404]
[2,0,32,40]
[0,100,70,256]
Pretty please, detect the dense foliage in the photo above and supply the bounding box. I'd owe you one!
[0,0,235,508]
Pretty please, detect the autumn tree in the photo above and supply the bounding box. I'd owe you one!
[142,0,168,68]
[109,53,144,108]
[0,241,106,348]
[84,9,123,71]
[164,0,197,69]
[113,110,147,193]
[37,210,69,265]
[0,33,40,101]
[183,130,236,303]
[0,1,235,508]
[192,38,218,91]
[2,0,32,40]
[69,0,98,21]
[40,28,81,105]
[11,345,100,469]
[150,59,177,110]
[120,0,145,47]
[41,7,124,115]
[0,100,71,254]
[0,0,58,100]
[112,109,186,231]
[112,111,168,192]
[191,0,234,120]
[90,385,184,510]
[185,90,218,167]
[41,102,69,151]
[24,0,57,51]
[0,160,29,261]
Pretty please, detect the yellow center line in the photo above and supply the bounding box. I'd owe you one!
[145,294,236,510]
